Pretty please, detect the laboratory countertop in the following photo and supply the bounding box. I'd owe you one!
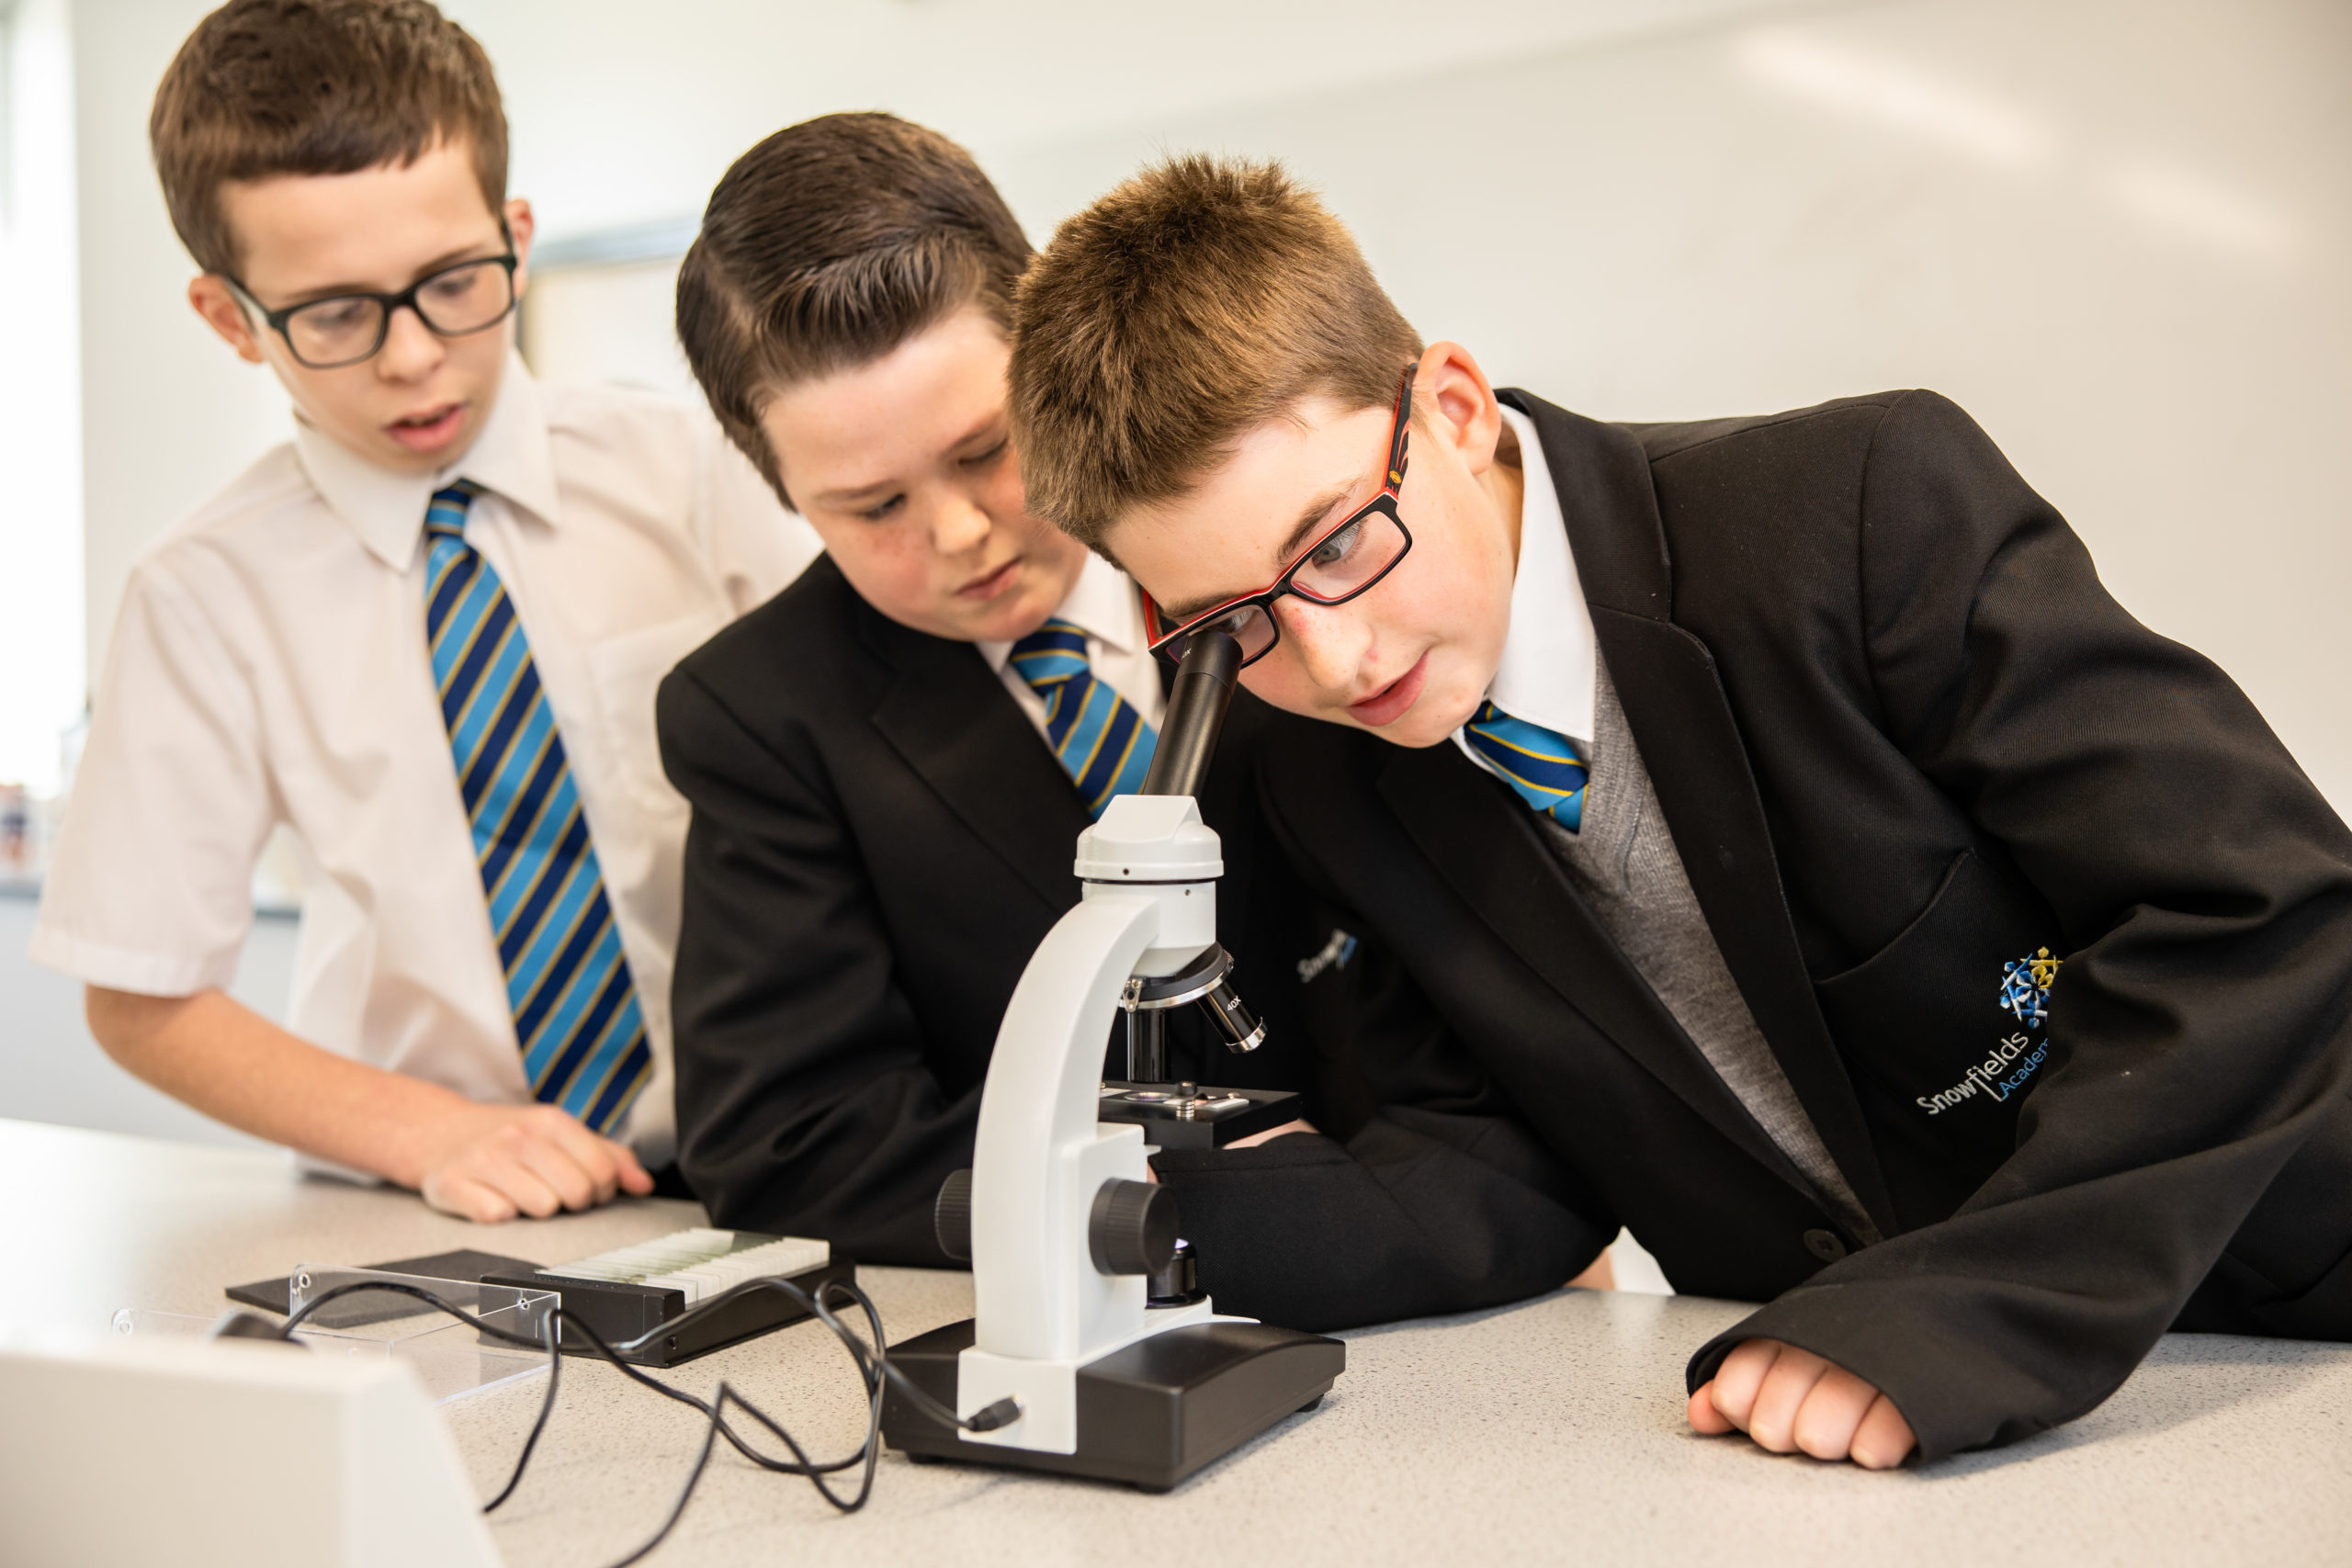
[4,1115,2347,1567]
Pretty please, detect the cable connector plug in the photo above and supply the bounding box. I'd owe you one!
[964,1397,1022,1433]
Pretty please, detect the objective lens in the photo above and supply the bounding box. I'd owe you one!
[1200,978,1265,1054]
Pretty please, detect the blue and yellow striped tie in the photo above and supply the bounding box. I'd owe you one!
[1464,699,1589,831]
[423,482,650,1135]
[1008,618,1158,818]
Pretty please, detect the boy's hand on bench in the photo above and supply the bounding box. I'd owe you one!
[416,1102,655,1224]
[1686,1338,1916,1468]
[1226,1118,1317,1149]
[86,986,656,1225]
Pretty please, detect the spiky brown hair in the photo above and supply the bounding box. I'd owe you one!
[1009,155,1421,548]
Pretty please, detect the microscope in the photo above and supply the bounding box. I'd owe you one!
[878,630,1344,1489]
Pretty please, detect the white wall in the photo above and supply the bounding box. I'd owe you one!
[979,0,2352,811]
[457,0,1804,242]
[71,0,288,688]
[62,0,2351,813]
[0,0,85,795]
[66,0,1799,687]
[0,891,284,1145]
[518,254,694,400]
[23,0,2347,1151]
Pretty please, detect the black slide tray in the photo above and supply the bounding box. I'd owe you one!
[226,1248,543,1328]
[480,1255,857,1368]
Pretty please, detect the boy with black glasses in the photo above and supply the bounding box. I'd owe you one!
[32,0,815,1220]
[1005,155,2352,1468]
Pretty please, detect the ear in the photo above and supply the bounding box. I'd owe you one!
[187,275,266,365]
[1413,340,1505,479]
[505,197,536,299]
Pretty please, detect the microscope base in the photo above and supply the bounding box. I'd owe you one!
[879,1317,1344,1491]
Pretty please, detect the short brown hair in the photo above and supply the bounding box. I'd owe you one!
[150,0,507,277]
[675,113,1033,511]
[1009,156,1422,548]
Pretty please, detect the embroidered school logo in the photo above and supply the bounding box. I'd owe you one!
[1917,947,2064,1117]
[1998,946,2062,1028]
[1296,929,1360,984]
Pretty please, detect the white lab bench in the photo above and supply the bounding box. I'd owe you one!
[4,1116,2346,1567]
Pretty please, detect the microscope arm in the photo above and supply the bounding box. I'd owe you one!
[898,626,1346,1474]
[969,891,1163,1366]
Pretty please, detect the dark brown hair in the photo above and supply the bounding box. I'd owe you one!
[1009,155,1421,548]
[150,0,507,277]
[675,113,1033,510]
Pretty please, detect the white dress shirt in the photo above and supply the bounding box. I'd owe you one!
[1452,402,1599,773]
[977,548,1168,740]
[31,358,820,1163]
[1453,403,1872,1235]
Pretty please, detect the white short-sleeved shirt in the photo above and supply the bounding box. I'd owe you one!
[31,358,820,1164]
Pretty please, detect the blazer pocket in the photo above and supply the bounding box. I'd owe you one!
[1813,849,2068,1224]
[589,613,722,821]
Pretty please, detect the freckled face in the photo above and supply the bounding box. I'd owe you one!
[1103,347,1520,749]
[759,307,1087,643]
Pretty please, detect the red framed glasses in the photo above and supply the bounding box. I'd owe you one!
[1145,366,1417,669]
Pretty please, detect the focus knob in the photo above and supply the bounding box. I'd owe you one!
[935,1168,973,1262]
[1088,1179,1180,1277]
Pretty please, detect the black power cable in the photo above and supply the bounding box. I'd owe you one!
[278,1273,1017,1566]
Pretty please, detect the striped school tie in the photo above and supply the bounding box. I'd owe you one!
[1463,699,1589,831]
[1008,618,1158,818]
[423,482,650,1134]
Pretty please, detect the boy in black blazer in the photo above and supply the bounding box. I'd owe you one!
[1003,156,2352,1467]
[653,118,1340,1267]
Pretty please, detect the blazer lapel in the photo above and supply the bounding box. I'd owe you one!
[1377,740,1814,1194]
[862,607,1089,913]
[1507,389,1901,1239]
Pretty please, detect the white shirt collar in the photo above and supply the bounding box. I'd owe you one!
[291,351,564,570]
[1481,402,1598,748]
[978,548,1145,672]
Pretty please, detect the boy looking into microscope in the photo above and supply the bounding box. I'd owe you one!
[654,115,1385,1268]
[1003,156,2352,1466]
[34,0,813,1219]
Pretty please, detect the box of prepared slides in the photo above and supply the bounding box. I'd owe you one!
[479,1229,854,1368]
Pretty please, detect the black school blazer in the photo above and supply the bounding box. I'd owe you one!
[1164,388,2352,1462]
[653,555,1322,1266]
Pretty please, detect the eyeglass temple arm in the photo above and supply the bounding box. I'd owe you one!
[1139,628,1243,800]
[1386,366,1417,486]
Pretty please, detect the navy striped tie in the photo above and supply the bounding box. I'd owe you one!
[423,482,650,1134]
[1463,699,1589,831]
[1008,618,1157,818]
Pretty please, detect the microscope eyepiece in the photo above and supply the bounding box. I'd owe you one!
[1140,628,1243,801]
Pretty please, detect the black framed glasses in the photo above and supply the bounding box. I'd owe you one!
[1145,366,1416,669]
[226,240,520,370]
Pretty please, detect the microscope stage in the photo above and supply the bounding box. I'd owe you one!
[1095,1083,1305,1149]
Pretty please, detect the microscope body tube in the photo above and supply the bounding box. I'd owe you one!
[1113,626,1239,980]
[1139,629,1242,800]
